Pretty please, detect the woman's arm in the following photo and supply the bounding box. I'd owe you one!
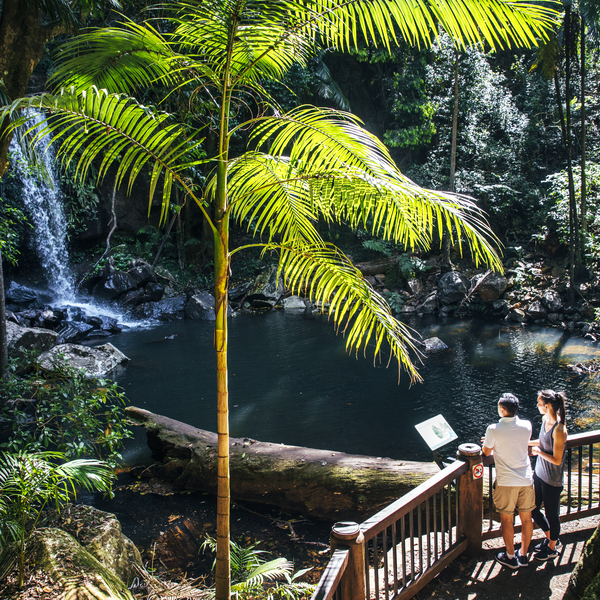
[531,425,567,465]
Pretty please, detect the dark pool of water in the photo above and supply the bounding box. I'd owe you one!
[106,312,600,463]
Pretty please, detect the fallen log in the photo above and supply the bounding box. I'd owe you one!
[354,256,399,277]
[125,406,440,521]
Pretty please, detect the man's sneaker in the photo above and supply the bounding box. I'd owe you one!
[496,551,519,569]
[534,538,562,552]
[516,551,529,568]
[534,545,559,561]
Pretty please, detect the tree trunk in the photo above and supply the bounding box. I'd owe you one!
[0,0,68,176]
[442,52,460,267]
[354,256,400,276]
[125,407,440,521]
[0,250,7,381]
[564,5,578,303]
[580,18,587,235]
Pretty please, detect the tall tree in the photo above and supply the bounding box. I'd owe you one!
[3,2,558,598]
[0,0,120,176]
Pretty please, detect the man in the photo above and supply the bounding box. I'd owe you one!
[482,393,534,569]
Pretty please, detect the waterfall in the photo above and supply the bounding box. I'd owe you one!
[10,113,74,302]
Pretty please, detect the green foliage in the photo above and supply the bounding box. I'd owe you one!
[0,357,132,469]
[201,536,314,600]
[0,198,29,265]
[383,291,405,313]
[544,162,600,267]
[60,163,100,238]
[0,449,113,586]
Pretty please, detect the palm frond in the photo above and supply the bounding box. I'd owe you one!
[0,90,206,226]
[273,243,422,382]
[243,107,502,270]
[304,0,559,51]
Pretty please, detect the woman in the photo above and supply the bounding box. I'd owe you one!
[530,389,567,561]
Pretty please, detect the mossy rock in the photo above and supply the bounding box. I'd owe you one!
[33,528,134,600]
[565,523,600,600]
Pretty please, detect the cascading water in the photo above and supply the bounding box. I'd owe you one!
[10,113,74,302]
[8,112,141,326]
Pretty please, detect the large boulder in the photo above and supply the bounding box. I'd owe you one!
[132,296,187,321]
[508,307,528,323]
[185,291,216,320]
[437,271,469,305]
[6,321,59,357]
[95,272,137,300]
[32,528,135,599]
[542,290,563,313]
[416,293,438,314]
[37,343,129,378]
[282,295,308,310]
[51,505,143,586]
[526,300,548,321]
[57,321,95,344]
[249,266,285,300]
[474,272,508,302]
[5,282,37,305]
[423,337,448,352]
[492,299,510,317]
[564,523,600,600]
[126,259,157,288]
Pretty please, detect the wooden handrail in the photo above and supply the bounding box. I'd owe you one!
[361,460,467,538]
[311,548,349,600]
[481,429,600,466]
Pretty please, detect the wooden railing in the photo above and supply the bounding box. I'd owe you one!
[311,430,600,600]
[482,431,600,540]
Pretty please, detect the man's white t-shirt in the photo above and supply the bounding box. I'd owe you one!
[483,416,533,486]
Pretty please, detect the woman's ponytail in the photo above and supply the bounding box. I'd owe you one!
[540,389,567,426]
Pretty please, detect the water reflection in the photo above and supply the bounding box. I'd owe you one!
[107,313,600,463]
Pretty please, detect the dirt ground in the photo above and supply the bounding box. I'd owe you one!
[414,515,599,600]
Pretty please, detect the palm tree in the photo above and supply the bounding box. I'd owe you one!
[2,2,558,597]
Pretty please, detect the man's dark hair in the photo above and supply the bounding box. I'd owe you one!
[499,393,519,416]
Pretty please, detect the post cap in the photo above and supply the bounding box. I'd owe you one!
[458,443,481,456]
[332,521,361,539]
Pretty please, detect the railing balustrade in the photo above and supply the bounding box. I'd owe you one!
[311,429,600,600]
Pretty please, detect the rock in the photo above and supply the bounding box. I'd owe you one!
[397,305,416,314]
[37,343,129,378]
[526,300,548,320]
[580,304,597,320]
[118,288,146,307]
[95,272,137,300]
[437,271,469,305]
[416,293,438,314]
[143,282,164,302]
[5,281,37,305]
[32,528,135,599]
[132,297,187,321]
[126,260,157,287]
[249,266,285,300]
[282,295,307,310]
[548,313,562,324]
[423,337,448,352]
[551,266,566,278]
[542,290,563,313]
[564,522,600,600]
[406,278,422,295]
[492,299,510,317]
[87,316,122,334]
[52,505,142,585]
[57,321,95,343]
[474,272,508,302]
[508,307,528,323]
[6,321,59,357]
[229,280,254,300]
[245,294,276,309]
[185,291,216,320]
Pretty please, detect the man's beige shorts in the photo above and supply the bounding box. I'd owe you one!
[493,483,536,514]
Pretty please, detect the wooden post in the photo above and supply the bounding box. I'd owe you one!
[457,443,483,554]
[330,521,366,600]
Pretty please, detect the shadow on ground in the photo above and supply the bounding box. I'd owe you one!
[415,516,599,600]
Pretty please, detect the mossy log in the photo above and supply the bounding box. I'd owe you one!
[126,406,439,521]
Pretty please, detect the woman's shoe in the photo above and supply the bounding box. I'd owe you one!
[534,538,561,552]
[534,545,559,561]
